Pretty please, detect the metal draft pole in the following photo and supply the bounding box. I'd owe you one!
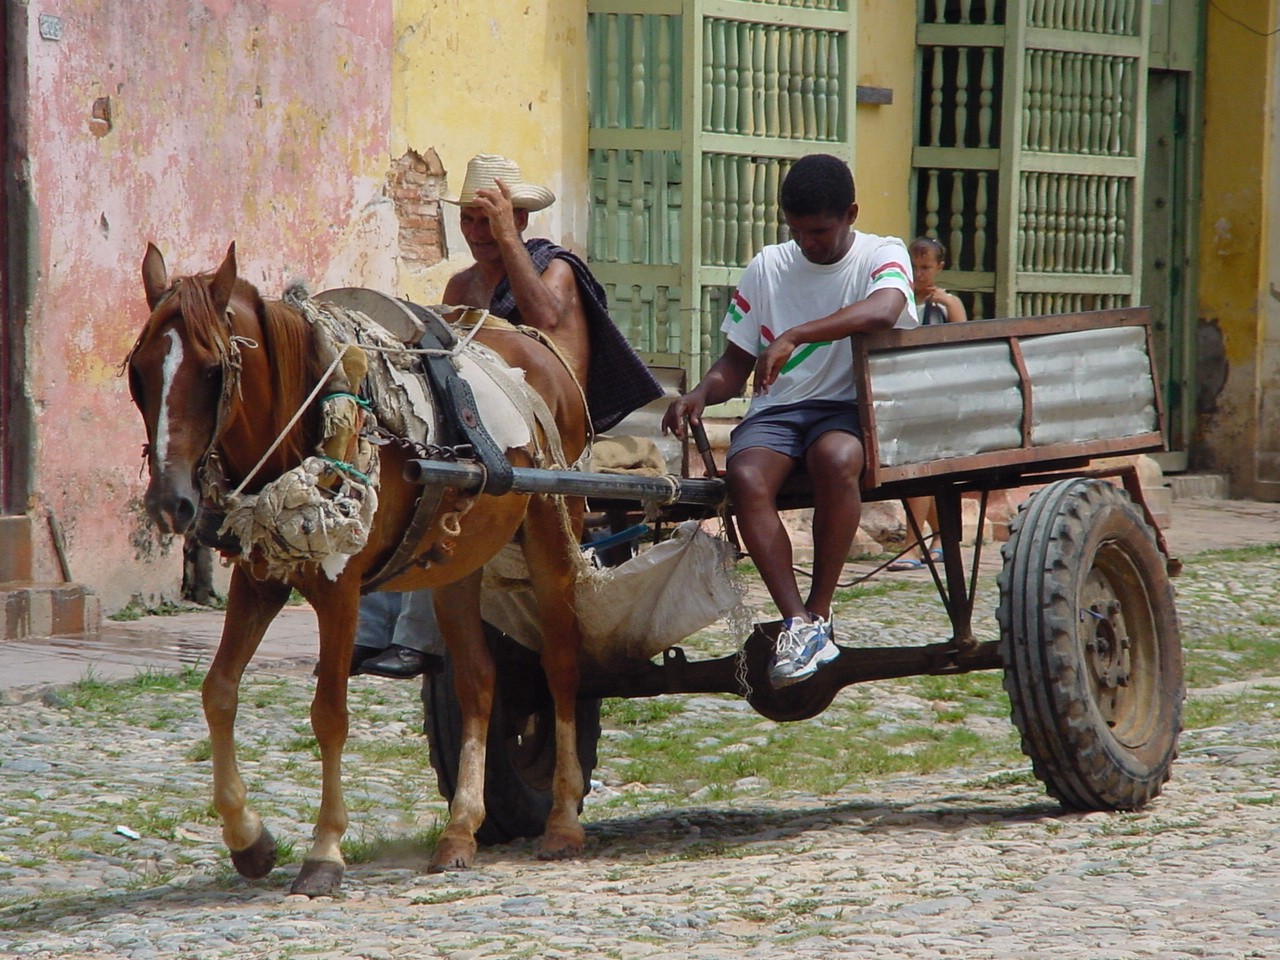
[403,458,727,508]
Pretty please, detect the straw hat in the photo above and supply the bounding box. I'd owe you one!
[442,154,556,212]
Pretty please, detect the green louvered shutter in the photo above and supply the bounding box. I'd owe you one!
[913,0,1150,319]
[587,0,857,381]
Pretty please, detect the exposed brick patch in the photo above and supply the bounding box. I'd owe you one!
[386,147,447,268]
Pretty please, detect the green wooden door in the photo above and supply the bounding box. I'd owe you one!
[587,0,857,382]
[913,0,1150,320]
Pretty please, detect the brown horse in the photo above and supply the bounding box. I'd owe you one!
[126,242,590,896]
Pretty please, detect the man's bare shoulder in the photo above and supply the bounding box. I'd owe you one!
[443,263,489,308]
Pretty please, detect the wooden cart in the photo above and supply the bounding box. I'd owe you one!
[408,307,1183,844]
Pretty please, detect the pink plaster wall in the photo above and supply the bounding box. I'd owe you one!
[21,0,392,610]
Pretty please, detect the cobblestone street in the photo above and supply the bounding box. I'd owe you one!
[2,498,1279,959]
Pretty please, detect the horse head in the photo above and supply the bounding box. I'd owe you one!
[127,242,243,535]
[128,243,326,538]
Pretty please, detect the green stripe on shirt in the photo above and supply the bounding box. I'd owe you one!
[781,340,827,373]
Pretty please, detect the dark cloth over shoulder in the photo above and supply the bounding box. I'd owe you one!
[488,238,663,433]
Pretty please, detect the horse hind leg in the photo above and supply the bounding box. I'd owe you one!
[427,569,493,873]
[205,567,291,880]
[521,494,587,861]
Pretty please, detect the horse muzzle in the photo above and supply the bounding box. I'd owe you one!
[144,474,200,535]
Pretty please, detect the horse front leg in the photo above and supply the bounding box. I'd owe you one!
[522,495,587,861]
[428,568,493,873]
[204,565,291,882]
[290,577,362,897]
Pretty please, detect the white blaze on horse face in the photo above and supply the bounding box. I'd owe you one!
[154,328,183,470]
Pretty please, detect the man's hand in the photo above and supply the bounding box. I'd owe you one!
[471,178,522,247]
[753,335,796,395]
[662,391,706,440]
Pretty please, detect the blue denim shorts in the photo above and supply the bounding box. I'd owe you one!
[726,399,862,462]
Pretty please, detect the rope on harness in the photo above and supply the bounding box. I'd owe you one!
[227,346,351,499]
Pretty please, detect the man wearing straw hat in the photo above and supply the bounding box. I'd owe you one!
[354,154,663,680]
[440,153,662,433]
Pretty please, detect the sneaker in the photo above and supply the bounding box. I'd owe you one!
[768,615,839,688]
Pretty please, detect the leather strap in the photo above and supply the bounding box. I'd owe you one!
[401,301,514,495]
[360,475,446,592]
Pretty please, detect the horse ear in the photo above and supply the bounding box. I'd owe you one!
[209,242,238,315]
[142,243,169,309]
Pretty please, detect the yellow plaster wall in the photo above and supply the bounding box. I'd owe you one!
[392,0,590,303]
[1196,0,1279,489]
[853,1,918,241]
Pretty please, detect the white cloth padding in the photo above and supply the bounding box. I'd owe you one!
[219,457,378,582]
[456,348,532,451]
[480,521,741,666]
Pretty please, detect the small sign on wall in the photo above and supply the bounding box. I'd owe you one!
[39,14,63,41]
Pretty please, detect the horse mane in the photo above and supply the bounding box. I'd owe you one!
[247,284,321,466]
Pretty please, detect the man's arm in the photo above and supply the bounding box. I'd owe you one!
[661,343,756,440]
[474,180,580,334]
[754,287,906,394]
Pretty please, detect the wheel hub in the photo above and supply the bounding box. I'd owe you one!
[1085,599,1130,691]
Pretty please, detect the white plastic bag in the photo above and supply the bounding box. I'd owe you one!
[480,521,741,667]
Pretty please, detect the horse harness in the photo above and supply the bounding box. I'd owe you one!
[185,288,580,590]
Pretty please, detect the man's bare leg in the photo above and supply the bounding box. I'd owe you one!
[725,446,808,622]
[803,429,865,620]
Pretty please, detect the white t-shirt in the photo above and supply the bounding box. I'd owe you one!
[722,231,917,417]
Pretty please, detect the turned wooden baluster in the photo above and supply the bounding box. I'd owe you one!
[605,149,620,263]
[657,15,673,130]
[764,160,780,246]
[789,28,804,138]
[701,153,714,265]
[825,31,841,139]
[764,26,779,138]
[929,46,944,146]
[630,150,647,264]
[978,47,994,148]
[711,154,727,268]
[605,14,620,128]
[949,173,965,274]
[702,19,714,131]
[974,171,989,271]
[751,24,766,136]
[801,31,817,140]
[724,21,740,135]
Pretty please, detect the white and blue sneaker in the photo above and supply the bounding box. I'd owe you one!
[768,614,839,688]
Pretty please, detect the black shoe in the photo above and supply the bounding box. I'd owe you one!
[349,645,385,677]
[357,644,439,679]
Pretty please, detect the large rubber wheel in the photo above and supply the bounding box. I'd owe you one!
[422,626,602,845]
[996,478,1183,811]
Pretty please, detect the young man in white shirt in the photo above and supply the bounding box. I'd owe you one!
[663,154,917,687]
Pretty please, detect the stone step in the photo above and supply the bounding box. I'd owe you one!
[1165,473,1230,500]
[1,582,101,641]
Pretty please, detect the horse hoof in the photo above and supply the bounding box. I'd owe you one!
[535,829,585,862]
[229,828,277,879]
[427,837,476,873]
[290,859,345,898]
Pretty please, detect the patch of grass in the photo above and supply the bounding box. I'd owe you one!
[410,884,494,906]
[1183,633,1280,688]
[833,578,927,603]
[1183,686,1280,730]
[108,595,213,621]
[63,665,205,710]
[341,824,441,864]
[602,697,684,727]
[1190,544,1280,564]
